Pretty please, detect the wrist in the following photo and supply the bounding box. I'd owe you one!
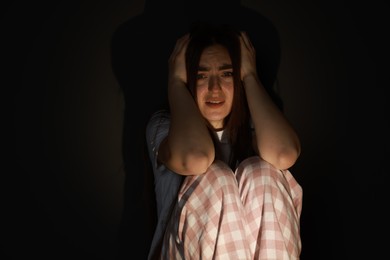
[242,72,258,83]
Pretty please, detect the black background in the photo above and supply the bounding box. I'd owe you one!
[7,0,388,259]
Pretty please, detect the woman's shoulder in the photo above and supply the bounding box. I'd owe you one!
[148,109,171,124]
[146,109,171,138]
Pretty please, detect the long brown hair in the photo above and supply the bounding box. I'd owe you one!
[185,22,254,169]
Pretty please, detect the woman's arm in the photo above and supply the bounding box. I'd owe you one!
[158,34,215,176]
[240,32,301,170]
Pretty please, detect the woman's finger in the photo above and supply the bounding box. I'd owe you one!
[169,34,190,62]
[240,31,255,53]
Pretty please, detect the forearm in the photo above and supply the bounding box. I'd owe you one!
[243,73,301,170]
[162,79,215,175]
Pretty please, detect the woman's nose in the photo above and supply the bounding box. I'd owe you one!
[208,76,221,91]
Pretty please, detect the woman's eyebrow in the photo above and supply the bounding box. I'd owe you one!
[198,64,233,71]
[219,64,233,70]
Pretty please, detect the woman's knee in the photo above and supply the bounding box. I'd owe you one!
[179,160,237,198]
[235,156,283,184]
[206,160,237,186]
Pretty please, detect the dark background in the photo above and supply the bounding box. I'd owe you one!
[7,0,388,259]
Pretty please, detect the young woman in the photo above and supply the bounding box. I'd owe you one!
[145,23,303,259]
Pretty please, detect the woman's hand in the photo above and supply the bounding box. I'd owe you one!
[239,32,257,80]
[168,34,190,85]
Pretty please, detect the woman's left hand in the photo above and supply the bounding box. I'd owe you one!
[239,32,257,80]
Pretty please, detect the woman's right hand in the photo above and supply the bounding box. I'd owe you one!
[168,34,190,85]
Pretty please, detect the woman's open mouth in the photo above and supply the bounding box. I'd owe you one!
[206,100,224,108]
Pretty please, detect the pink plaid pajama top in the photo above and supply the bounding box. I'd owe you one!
[146,110,303,259]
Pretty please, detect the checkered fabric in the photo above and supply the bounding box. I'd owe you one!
[160,156,303,260]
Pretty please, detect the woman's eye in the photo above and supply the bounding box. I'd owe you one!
[197,74,206,79]
[222,71,233,77]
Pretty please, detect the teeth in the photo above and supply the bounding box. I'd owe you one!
[209,101,220,103]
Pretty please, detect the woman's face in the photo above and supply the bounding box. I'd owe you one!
[195,44,234,130]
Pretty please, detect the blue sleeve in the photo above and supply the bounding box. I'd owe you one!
[145,109,171,173]
[145,109,184,259]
